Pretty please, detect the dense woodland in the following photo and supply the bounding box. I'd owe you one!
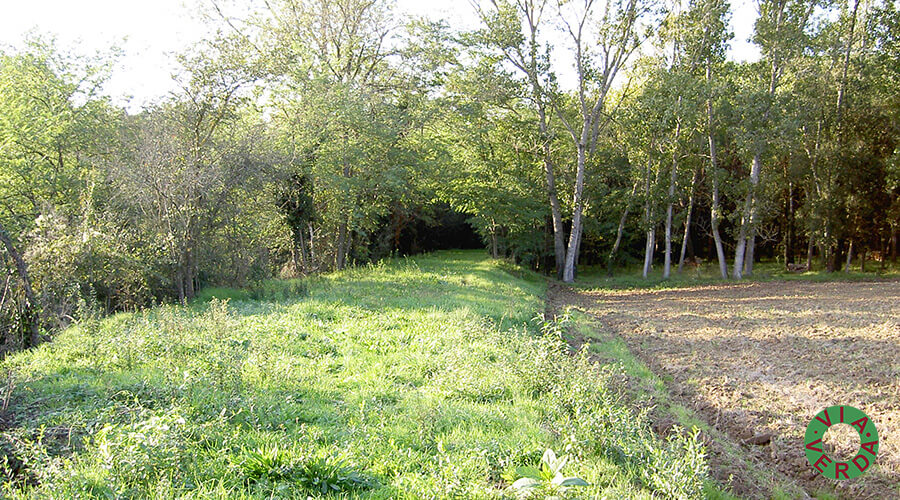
[1,0,899,351]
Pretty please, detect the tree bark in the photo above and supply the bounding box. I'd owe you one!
[643,157,660,279]
[784,182,795,266]
[176,264,185,304]
[308,223,316,267]
[845,240,854,272]
[743,153,762,276]
[828,239,845,272]
[562,141,587,283]
[490,222,499,259]
[0,221,40,348]
[184,248,196,300]
[643,227,656,279]
[891,225,897,262]
[835,0,860,135]
[336,221,348,270]
[542,129,567,279]
[663,115,682,280]
[806,236,815,271]
[678,167,699,273]
[297,230,309,273]
[733,192,751,279]
[608,181,639,276]
[706,65,728,279]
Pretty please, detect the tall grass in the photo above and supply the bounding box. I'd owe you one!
[0,250,710,498]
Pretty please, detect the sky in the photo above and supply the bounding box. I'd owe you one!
[0,0,760,112]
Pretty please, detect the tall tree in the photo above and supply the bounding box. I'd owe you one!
[473,0,569,278]
[682,0,732,278]
[554,0,655,282]
[733,0,817,278]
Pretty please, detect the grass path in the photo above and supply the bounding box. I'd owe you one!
[1,251,711,499]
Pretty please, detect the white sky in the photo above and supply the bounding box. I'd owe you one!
[0,0,760,112]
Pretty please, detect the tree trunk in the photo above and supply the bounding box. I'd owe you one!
[835,0,860,135]
[642,157,656,279]
[706,68,727,279]
[337,130,353,271]
[737,42,781,278]
[608,205,629,276]
[0,221,40,348]
[573,221,583,280]
[336,221,348,270]
[308,223,316,263]
[643,227,656,279]
[490,226,499,259]
[562,142,587,283]
[608,182,639,276]
[297,230,309,273]
[891,226,897,262]
[743,153,762,276]
[828,239,845,272]
[663,117,682,280]
[185,249,196,300]
[860,247,866,273]
[733,194,751,279]
[784,182,795,266]
[806,236,815,271]
[845,240,854,272]
[290,244,300,274]
[539,109,567,280]
[678,167,699,273]
[175,264,185,304]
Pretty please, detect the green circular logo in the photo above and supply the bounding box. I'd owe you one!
[805,405,879,480]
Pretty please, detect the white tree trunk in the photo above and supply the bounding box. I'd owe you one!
[643,228,656,279]
[706,64,728,279]
[542,125,567,279]
[608,181,639,275]
[678,168,699,273]
[562,142,587,283]
[743,152,762,276]
[733,198,750,279]
[642,156,656,279]
[845,240,854,272]
[663,118,682,279]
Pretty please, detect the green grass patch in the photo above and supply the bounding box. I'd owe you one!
[577,260,900,291]
[1,250,711,498]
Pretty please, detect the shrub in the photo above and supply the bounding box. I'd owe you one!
[235,446,375,495]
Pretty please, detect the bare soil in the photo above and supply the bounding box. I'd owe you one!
[559,280,900,499]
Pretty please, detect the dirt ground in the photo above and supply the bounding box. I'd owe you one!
[563,280,900,499]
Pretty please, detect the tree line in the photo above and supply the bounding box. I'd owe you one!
[1,0,898,351]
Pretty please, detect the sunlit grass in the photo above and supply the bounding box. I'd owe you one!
[0,250,711,499]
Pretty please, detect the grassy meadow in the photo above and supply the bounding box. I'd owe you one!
[0,251,713,499]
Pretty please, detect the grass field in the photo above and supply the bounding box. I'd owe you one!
[0,251,714,499]
[559,279,900,500]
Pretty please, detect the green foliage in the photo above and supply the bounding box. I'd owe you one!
[235,446,374,495]
[504,448,589,499]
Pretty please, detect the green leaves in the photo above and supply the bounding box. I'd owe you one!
[506,448,590,497]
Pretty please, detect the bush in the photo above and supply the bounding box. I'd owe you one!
[26,209,167,327]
